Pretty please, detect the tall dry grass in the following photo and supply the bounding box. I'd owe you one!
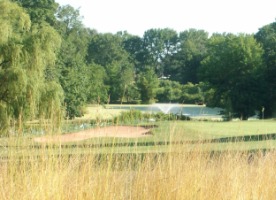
[1,142,276,200]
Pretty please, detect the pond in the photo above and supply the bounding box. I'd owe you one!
[106,104,224,119]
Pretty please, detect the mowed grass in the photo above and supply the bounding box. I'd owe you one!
[1,119,276,156]
[2,104,276,154]
[176,120,276,138]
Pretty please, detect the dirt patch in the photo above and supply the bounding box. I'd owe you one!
[33,126,152,143]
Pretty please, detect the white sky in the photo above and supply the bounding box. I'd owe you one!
[55,0,276,36]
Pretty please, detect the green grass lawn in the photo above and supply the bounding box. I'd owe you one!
[2,119,276,158]
[167,120,276,139]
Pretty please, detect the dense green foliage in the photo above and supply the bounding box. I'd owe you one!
[0,0,63,135]
[1,0,276,135]
[112,109,182,125]
[255,22,276,117]
[200,34,265,119]
[137,67,160,103]
[156,80,182,103]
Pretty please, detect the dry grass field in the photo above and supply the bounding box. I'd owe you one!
[2,145,276,199]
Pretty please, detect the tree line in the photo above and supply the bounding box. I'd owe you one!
[0,0,276,134]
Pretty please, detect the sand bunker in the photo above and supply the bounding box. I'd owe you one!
[34,126,152,143]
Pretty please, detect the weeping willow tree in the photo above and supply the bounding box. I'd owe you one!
[0,0,63,136]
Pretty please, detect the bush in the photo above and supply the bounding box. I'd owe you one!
[113,109,144,124]
[156,80,182,102]
[112,110,190,125]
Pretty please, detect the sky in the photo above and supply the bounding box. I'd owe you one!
[55,0,276,36]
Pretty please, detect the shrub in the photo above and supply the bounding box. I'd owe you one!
[113,109,144,124]
[112,109,190,125]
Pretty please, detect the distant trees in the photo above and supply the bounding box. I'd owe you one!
[165,29,209,84]
[1,0,276,133]
[181,82,207,104]
[11,0,59,25]
[156,80,182,103]
[137,68,159,103]
[87,33,135,103]
[255,22,276,117]
[199,34,265,119]
[142,28,178,76]
[54,5,93,118]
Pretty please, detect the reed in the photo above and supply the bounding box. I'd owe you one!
[1,136,276,200]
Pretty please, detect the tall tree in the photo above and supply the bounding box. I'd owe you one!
[55,4,83,35]
[87,33,127,66]
[11,0,59,25]
[143,28,178,76]
[85,63,108,104]
[255,21,276,117]
[0,0,63,134]
[199,34,265,120]
[120,32,145,74]
[55,5,95,118]
[87,33,135,103]
[137,67,160,104]
[165,29,208,84]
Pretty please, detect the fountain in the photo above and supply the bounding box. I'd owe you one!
[151,103,179,114]
[107,103,224,119]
